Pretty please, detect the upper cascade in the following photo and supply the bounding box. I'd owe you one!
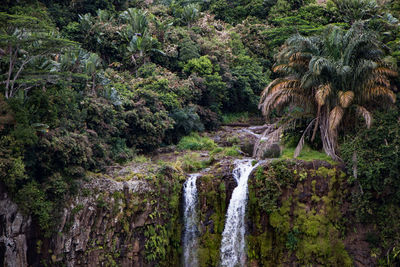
[220,159,262,267]
[183,173,201,267]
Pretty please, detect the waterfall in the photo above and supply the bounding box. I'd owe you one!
[220,159,260,267]
[183,173,200,267]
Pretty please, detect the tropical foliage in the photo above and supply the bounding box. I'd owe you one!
[259,22,398,160]
[0,0,400,264]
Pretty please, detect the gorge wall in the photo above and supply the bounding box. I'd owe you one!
[1,158,374,266]
[1,164,184,267]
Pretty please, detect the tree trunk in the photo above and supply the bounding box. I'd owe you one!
[319,107,341,161]
[91,74,96,95]
[5,45,16,99]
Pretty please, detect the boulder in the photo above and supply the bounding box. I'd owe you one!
[260,143,281,159]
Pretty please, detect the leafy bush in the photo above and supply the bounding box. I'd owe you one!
[0,137,27,193]
[184,56,214,75]
[341,109,400,211]
[178,37,201,63]
[228,55,269,112]
[327,0,379,23]
[167,106,204,143]
[123,93,173,151]
[16,181,54,236]
[137,63,157,78]
[221,112,249,124]
[341,109,400,261]
[209,0,270,24]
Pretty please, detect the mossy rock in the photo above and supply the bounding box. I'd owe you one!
[247,160,354,266]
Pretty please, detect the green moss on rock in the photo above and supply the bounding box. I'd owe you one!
[247,161,353,266]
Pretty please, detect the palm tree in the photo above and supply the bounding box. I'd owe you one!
[83,52,102,94]
[259,22,397,160]
[330,0,378,24]
[180,4,199,27]
[126,35,164,68]
[152,16,173,43]
[119,8,149,36]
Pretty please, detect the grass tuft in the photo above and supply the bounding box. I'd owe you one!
[221,112,249,124]
[281,145,335,164]
[177,133,217,151]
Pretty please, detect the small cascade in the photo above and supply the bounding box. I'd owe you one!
[220,159,261,267]
[183,173,200,267]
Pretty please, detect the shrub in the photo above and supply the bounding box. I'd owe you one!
[341,109,400,261]
[123,90,173,151]
[137,63,157,78]
[184,56,214,76]
[167,106,204,143]
[16,181,54,236]
[228,55,269,112]
[177,37,200,63]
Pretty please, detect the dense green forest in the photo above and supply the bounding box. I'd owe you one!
[1,0,399,265]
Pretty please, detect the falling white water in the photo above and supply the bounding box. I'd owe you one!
[220,159,260,267]
[183,173,200,267]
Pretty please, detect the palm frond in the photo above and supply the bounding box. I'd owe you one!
[300,72,321,89]
[373,67,398,77]
[364,74,390,88]
[259,87,301,116]
[328,105,344,135]
[273,64,290,73]
[309,56,336,76]
[315,83,332,106]
[261,78,301,97]
[294,118,316,158]
[338,90,354,108]
[365,86,396,103]
[289,52,305,61]
[356,105,372,128]
[288,58,309,68]
[273,94,292,110]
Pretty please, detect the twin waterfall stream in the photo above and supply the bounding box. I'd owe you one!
[183,159,261,267]
[183,173,200,267]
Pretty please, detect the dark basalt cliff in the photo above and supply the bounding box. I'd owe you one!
[1,158,375,266]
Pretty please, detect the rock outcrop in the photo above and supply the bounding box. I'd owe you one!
[0,184,31,267]
[1,150,377,266]
[1,164,184,267]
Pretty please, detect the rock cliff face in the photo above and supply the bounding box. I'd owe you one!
[1,157,375,266]
[1,164,184,267]
[48,177,152,267]
[246,160,375,266]
[0,184,31,267]
[190,159,375,267]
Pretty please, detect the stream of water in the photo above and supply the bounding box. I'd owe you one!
[220,159,260,267]
[183,173,200,267]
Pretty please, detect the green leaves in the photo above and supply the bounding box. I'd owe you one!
[119,8,149,36]
[180,4,199,26]
[0,12,77,98]
[183,56,213,75]
[329,0,379,23]
[260,22,397,160]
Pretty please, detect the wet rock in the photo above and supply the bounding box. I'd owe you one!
[207,126,259,156]
[260,143,281,159]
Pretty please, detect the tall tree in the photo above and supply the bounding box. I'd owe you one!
[0,12,76,98]
[259,22,398,160]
